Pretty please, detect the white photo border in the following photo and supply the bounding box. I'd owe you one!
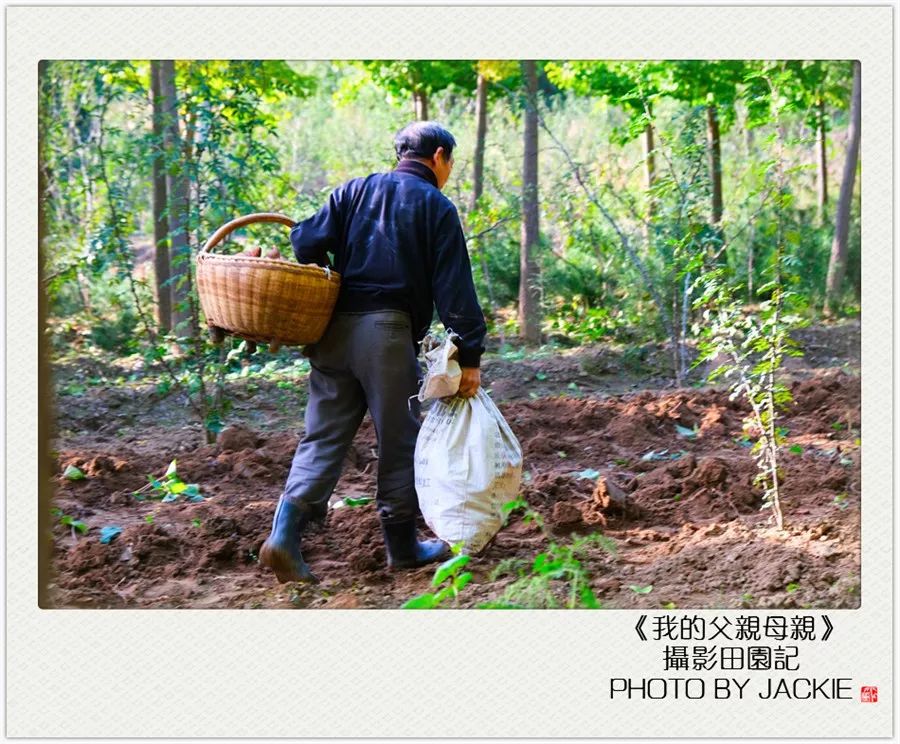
[7,4,893,738]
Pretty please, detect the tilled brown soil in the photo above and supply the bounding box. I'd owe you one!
[47,361,861,610]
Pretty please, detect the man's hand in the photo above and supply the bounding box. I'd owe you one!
[458,367,481,398]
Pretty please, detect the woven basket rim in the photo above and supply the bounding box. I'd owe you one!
[196,253,341,282]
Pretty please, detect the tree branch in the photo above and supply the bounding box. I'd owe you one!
[95,90,206,424]
[536,111,673,337]
[465,216,514,243]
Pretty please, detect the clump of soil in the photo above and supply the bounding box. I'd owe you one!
[216,425,262,453]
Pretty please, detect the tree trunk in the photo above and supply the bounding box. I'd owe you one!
[183,106,199,257]
[469,71,497,318]
[519,61,542,345]
[824,60,861,315]
[816,95,828,227]
[642,119,656,243]
[150,61,172,334]
[470,72,487,211]
[158,60,193,337]
[706,104,723,225]
[413,89,428,120]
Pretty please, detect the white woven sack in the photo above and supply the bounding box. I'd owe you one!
[414,387,523,553]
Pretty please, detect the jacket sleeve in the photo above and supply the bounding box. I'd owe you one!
[431,203,487,368]
[290,187,344,267]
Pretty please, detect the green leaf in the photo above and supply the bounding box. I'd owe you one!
[99,525,123,543]
[501,498,526,515]
[401,593,437,609]
[165,459,178,477]
[169,481,187,494]
[789,444,803,455]
[535,372,548,381]
[675,424,698,439]
[63,465,86,480]
[161,493,178,503]
[433,584,456,604]
[205,413,226,435]
[580,586,601,609]
[785,583,800,594]
[541,559,567,578]
[182,484,204,502]
[628,584,653,594]
[192,518,202,528]
[454,571,473,592]
[59,514,89,535]
[432,554,470,586]
[187,374,203,394]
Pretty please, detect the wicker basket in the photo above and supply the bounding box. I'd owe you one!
[196,212,341,349]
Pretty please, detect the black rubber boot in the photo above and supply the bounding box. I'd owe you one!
[381,519,451,570]
[296,502,328,534]
[259,499,318,583]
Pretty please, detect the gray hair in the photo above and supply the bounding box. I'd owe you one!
[394,121,457,162]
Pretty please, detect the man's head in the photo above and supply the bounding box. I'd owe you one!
[394,121,456,189]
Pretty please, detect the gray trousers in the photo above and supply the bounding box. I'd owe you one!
[282,310,422,524]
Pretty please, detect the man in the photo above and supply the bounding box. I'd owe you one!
[260,121,487,584]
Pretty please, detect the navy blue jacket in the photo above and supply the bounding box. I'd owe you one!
[290,159,487,367]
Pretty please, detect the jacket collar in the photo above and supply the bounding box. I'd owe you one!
[394,158,439,189]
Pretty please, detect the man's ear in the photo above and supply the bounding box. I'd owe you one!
[433,146,445,164]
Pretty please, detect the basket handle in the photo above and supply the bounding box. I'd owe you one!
[201,212,296,253]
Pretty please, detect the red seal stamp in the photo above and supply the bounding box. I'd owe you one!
[860,686,878,703]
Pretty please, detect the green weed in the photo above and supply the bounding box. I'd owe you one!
[131,459,205,503]
[403,544,473,609]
